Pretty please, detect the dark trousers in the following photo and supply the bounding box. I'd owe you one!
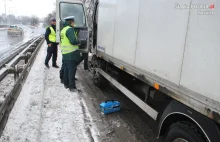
[45,43,58,66]
[60,60,64,80]
[63,60,77,89]
[78,53,89,70]
[60,53,88,81]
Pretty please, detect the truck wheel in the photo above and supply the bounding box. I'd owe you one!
[92,58,107,87]
[93,72,106,87]
[165,122,205,142]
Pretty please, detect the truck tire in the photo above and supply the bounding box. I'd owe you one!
[92,57,107,87]
[93,61,107,87]
[165,122,205,142]
[93,72,106,87]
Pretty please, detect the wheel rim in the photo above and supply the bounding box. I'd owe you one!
[173,138,188,142]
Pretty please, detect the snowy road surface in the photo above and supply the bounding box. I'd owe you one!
[0,41,159,142]
[0,25,45,62]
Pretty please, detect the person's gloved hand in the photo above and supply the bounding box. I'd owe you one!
[77,40,81,46]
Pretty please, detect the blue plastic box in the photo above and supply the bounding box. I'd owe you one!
[100,100,120,115]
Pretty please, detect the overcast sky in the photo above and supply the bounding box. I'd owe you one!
[0,0,55,18]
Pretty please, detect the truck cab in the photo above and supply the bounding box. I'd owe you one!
[56,0,89,52]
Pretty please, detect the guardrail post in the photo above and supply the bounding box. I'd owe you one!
[14,66,18,81]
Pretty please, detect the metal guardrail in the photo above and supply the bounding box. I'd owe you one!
[0,36,42,81]
[0,35,45,136]
[0,37,38,70]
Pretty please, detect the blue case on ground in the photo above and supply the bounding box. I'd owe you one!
[100,100,120,115]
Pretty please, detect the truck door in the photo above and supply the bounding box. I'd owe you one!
[56,0,89,52]
[92,1,99,49]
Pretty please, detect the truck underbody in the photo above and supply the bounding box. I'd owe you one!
[91,53,220,141]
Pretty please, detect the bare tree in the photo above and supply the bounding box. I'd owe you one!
[21,16,31,25]
[30,15,39,26]
[44,11,56,26]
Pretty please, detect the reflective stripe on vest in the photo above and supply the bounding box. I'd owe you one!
[49,27,56,43]
[60,26,79,55]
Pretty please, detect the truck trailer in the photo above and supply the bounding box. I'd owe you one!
[56,0,220,141]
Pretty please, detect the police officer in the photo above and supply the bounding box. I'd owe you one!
[60,16,81,92]
[60,52,88,84]
[44,17,59,68]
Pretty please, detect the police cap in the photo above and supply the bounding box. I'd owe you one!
[50,17,56,22]
[64,16,75,21]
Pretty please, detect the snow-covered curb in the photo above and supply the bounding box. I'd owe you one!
[1,42,99,142]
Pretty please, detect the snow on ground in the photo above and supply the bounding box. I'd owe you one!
[0,75,14,101]
[0,42,99,142]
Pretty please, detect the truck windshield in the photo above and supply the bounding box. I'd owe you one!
[60,3,86,27]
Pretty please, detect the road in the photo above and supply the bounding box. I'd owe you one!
[77,66,160,142]
[0,25,45,62]
[0,42,161,142]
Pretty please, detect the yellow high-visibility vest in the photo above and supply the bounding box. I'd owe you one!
[49,27,56,42]
[60,26,79,54]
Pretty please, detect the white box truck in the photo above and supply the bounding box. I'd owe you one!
[56,0,220,141]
